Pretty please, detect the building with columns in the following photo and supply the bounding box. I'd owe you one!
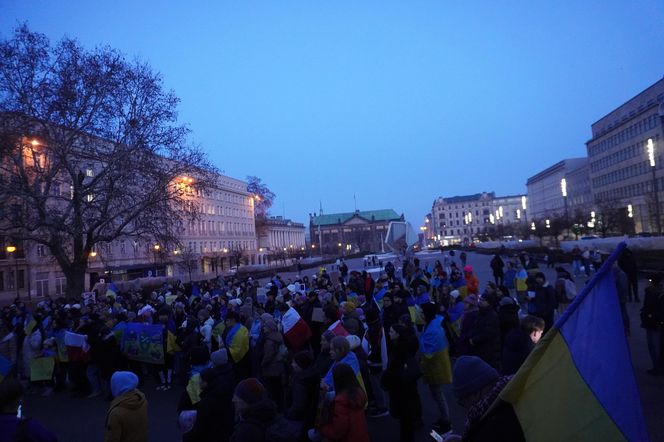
[257,216,306,253]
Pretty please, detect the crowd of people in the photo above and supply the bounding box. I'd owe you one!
[0,247,660,442]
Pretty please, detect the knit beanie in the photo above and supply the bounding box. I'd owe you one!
[452,356,499,401]
[210,349,228,367]
[234,378,266,405]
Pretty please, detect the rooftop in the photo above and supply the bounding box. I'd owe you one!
[310,209,402,226]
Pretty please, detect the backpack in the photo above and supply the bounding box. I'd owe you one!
[265,415,303,442]
[563,279,577,301]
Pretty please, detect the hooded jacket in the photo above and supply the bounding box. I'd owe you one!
[104,390,148,442]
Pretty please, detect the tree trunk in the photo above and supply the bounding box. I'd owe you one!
[65,263,87,301]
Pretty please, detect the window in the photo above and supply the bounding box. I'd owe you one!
[36,245,47,257]
[55,276,66,295]
[85,168,94,177]
[36,272,49,297]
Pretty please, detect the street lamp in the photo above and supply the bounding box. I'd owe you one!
[6,246,19,299]
[561,177,569,213]
[647,138,661,235]
[521,195,528,224]
[153,244,160,277]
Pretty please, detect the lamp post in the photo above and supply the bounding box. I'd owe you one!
[6,246,19,299]
[561,177,569,238]
[153,244,160,277]
[647,138,661,235]
[521,195,528,226]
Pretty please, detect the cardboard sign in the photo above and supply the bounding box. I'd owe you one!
[311,307,325,323]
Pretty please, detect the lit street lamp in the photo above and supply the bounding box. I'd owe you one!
[521,195,528,225]
[6,246,19,299]
[153,244,160,277]
[561,177,569,237]
[647,138,661,235]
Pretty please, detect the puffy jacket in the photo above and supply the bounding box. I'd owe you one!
[319,390,370,442]
[104,390,148,442]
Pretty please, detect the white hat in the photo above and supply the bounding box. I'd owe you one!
[138,305,155,316]
[287,284,297,292]
[229,298,242,307]
[346,335,361,350]
[71,304,81,310]
[450,290,461,299]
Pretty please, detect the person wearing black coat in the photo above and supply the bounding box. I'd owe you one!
[466,298,502,370]
[497,297,520,342]
[381,324,422,442]
[285,351,319,442]
[501,315,545,375]
[230,379,277,442]
[186,362,237,442]
[531,273,558,332]
[490,254,505,286]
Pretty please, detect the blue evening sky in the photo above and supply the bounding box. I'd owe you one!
[2,1,664,228]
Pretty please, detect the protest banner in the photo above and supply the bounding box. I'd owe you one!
[121,323,164,364]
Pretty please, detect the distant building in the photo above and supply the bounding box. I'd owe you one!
[431,192,526,244]
[309,209,403,255]
[257,216,306,253]
[432,192,494,241]
[586,77,664,233]
[526,158,589,220]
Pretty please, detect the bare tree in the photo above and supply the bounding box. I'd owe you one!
[0,25,214,298]
[247,176,275,218]
[176,249,199,283]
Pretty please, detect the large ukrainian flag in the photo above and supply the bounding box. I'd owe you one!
[499,242,649,441]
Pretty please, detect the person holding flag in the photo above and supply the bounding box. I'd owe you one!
[221,312,250,380]
[419,302,452,435]
[278,303,312,352]
[494,242,649,441]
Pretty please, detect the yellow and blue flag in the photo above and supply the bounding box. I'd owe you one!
[500,242,649,441]
[224,323,249,363]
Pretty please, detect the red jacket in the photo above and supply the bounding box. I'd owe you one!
[465,273,480,295]
[319,390,369,442]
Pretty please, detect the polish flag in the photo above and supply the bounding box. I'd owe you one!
[326,319,349,337]
[64,331,90,363]
[281,308,312,351]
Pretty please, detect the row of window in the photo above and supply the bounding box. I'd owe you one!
[186,240,255,254]
[592,160,658,189]
[589,139,649,173]
[595,177,664,202]
[436,202,490,212]
[588,114,659,156]
[186,219,254,236]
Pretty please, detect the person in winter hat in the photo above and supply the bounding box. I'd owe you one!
[105,371,148,442]
[230,378,277,442]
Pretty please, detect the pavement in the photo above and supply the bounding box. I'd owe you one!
[19,250,664,441]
